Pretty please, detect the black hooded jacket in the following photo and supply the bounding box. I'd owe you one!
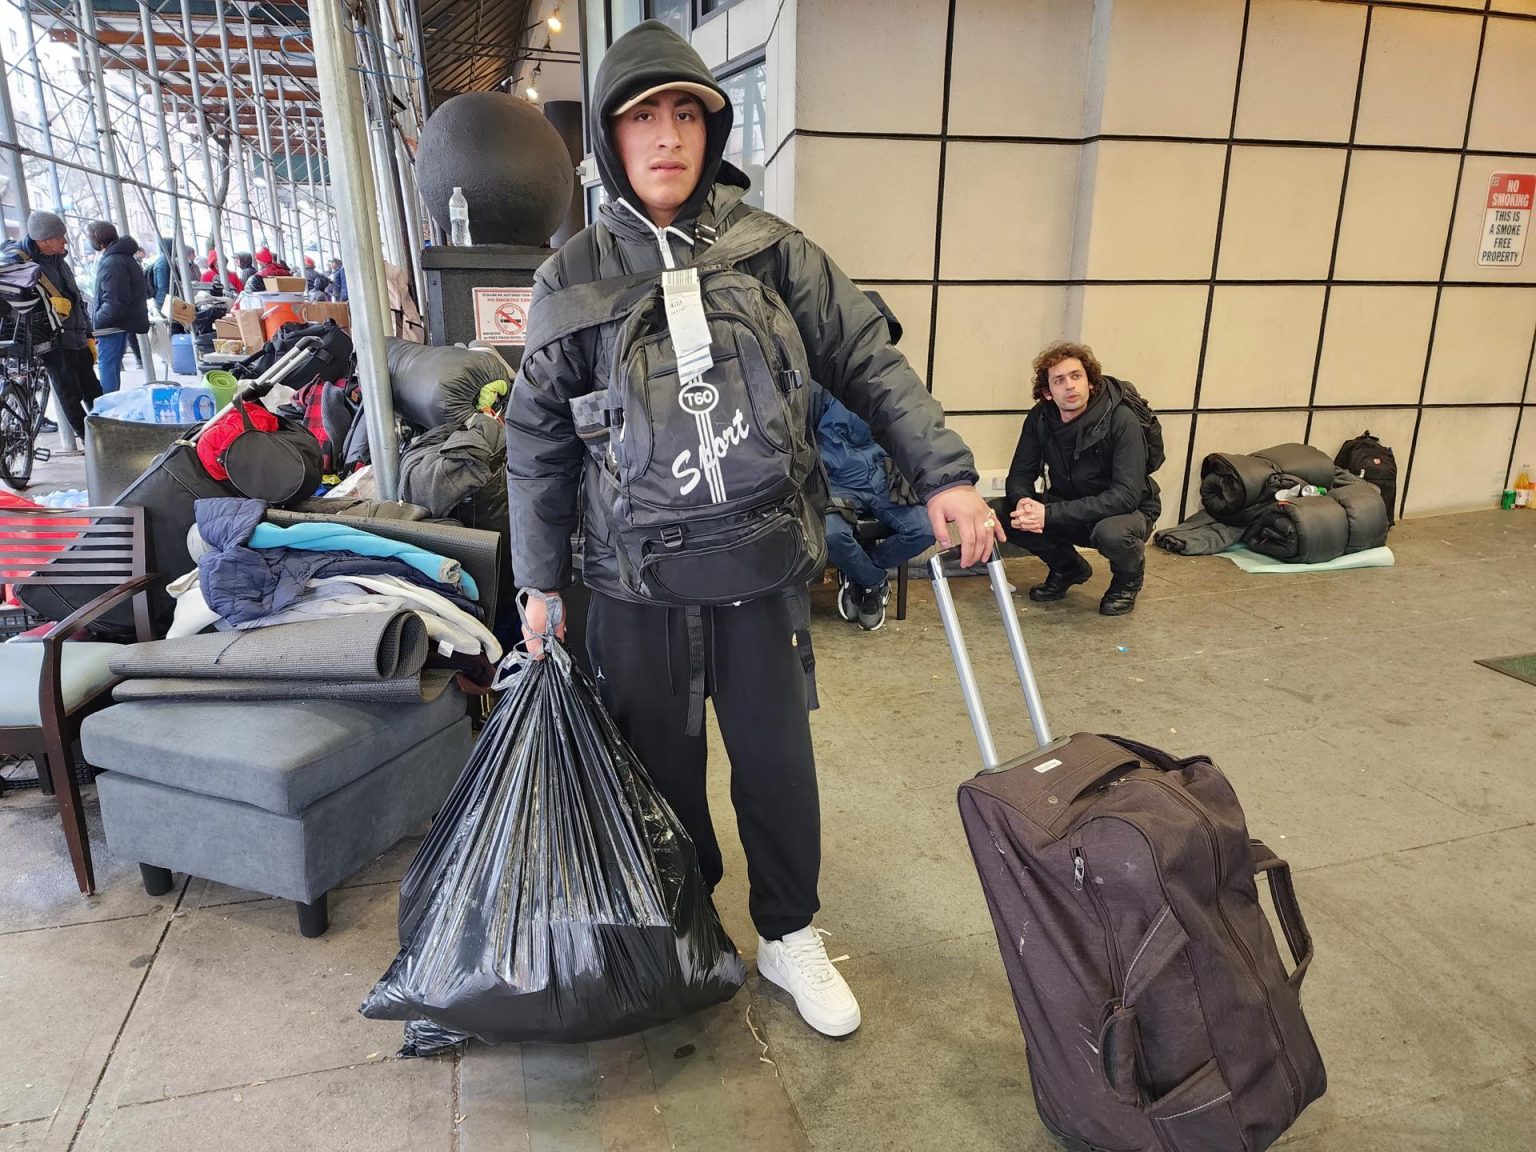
[1005,376,1161,530]
[93,236,150,335]
[505,20,977,599]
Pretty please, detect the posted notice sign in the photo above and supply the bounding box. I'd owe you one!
[472,286,534,345]
[1478,172,1533,267]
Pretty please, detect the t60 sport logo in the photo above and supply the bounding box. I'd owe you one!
[672,379,750,502]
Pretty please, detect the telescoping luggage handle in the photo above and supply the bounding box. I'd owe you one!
[929,552,1059,773]
[180,337,324,448]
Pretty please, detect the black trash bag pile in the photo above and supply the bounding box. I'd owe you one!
[360,636,746,1054]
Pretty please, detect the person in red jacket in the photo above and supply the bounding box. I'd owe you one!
[200,250,243,292]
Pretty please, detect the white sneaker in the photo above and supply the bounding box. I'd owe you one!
[756,926,861,1037]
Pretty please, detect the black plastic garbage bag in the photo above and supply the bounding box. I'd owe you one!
[360,638,746,1053]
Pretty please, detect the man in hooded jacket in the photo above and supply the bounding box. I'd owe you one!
[87,220,150,395]
[994,341,1160,616]
[506,20,1002,1039]
[21,211,100,437]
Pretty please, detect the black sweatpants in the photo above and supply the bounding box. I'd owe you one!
[586,590,820,941]
[990,497,1150,580]
[41,346,102,438]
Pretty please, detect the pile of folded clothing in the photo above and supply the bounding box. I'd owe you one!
[1156,442,1390,563]
[107,497,501,704]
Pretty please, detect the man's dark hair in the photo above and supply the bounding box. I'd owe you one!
[86,220,119,250]
[1032,341,1104,403]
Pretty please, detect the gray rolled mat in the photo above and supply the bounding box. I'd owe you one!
[108,611,427,682]
[111,668,457,704]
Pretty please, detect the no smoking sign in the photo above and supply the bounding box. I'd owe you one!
[472,286,534,346]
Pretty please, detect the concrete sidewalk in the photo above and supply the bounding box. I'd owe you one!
[3,510,1534,1151]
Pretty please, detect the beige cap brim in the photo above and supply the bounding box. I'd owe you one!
[611,81,726,117]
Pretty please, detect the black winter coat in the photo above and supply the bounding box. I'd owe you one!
[93,237,150,334]
[1005,376,1160,529]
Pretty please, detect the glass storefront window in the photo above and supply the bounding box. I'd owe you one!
[649,0,690,37]
[719,61,767,210]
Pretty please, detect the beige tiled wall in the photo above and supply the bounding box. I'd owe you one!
[768,0,1536,517]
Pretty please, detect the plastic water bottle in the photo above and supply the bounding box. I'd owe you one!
[1516,463,1533,508]
[449,187,473,246]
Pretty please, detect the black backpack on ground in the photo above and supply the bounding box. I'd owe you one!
[524,212,825,608]
[1333,431,1397,524]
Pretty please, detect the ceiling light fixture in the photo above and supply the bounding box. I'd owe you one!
[547,7,563,33]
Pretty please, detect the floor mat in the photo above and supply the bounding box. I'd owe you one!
[1474,654,1536,688]
[1220,545,1395,573]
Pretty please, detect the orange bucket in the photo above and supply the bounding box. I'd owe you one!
[260,297,306,340]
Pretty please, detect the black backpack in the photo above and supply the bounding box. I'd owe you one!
[1115,377,1165,473]
[1333,431,1397,524]
[524,212,825,608]
[235,319,354,387]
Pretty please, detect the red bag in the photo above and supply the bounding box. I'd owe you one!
[196,401,278,481]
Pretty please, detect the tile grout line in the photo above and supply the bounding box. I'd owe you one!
[0,908,167,940]
[63,876,191,1152]
[1288,818,1536,876]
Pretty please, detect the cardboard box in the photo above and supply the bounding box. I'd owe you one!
[212,315,242,341]
[269,276,306,293]
[166,297,195,326]
[300,301,350,329]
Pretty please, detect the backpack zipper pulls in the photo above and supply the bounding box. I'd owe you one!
[1073,852,1085,891]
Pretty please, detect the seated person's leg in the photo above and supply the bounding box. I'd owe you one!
[867,499,935,571]
[1088,512,1151,616]
[823,512,893,631]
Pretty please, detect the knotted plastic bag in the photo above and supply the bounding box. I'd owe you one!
[360,627,746,1053]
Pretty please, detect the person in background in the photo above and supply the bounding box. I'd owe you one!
[993,341,1160,616]
[87,220,150,395]
[182,244,199,293]
[148,237,177,310]
[201,250,242,293]
[236,252,264,293]
[303,256,331,299]
[255,246,291,278]
[22,211,99,436]
[328,257,347,302]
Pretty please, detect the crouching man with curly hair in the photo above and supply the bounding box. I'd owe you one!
[990,342,1161,616]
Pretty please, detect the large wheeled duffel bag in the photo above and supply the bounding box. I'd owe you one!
[930,554,1326,1152]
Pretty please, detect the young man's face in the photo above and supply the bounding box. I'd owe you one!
[611,89,707,227]
[1047,357,1091,420]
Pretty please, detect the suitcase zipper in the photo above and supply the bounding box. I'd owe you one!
[1072,841,1125,992]
[1141,777,1304,1114]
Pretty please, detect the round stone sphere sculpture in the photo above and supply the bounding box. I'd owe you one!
[416,92,574,247]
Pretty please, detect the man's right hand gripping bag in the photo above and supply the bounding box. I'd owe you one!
[360,635,746,1053]
[930,557,1325,1152]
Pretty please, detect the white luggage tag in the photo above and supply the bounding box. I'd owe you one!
[661,267,714,382]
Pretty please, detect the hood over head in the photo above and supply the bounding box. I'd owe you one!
[591,20,743,229]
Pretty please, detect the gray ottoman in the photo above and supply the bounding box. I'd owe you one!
[82,691,471,936]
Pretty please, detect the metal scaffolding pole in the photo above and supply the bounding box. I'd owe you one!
[214,0,257,255]
[78,0,131,225]
[297,103,324,261]
[357,17,411,284]
[138,0,193,369]
[0,35,31,220]
[311,0,399,499]
[243,17,283,246]
[273,84,302,261]
[20,0,64,211]
[178,0,232,292]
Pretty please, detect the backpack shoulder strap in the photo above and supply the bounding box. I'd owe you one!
[523,270,654,361]
[692,211,797,270]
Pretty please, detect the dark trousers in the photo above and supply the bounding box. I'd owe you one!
[586,590,820,941]
[990,498,1150,580]
[42,345,102,438]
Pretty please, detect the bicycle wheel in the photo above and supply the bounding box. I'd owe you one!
[0,381,35,489]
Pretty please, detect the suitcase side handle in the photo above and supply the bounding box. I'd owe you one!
[1250,840,1314,991]
[929,552,1053,772]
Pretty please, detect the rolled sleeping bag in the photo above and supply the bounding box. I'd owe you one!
[1200,452,1279,522]
[1253,442,1335,490]
[386,339,511,431]
[1245,494,1350,564]
[1330,479,1389,553]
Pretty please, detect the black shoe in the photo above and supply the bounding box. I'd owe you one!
[856,580,889,632]
[1029,556,1093,602]
[1099,575,1143,616]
